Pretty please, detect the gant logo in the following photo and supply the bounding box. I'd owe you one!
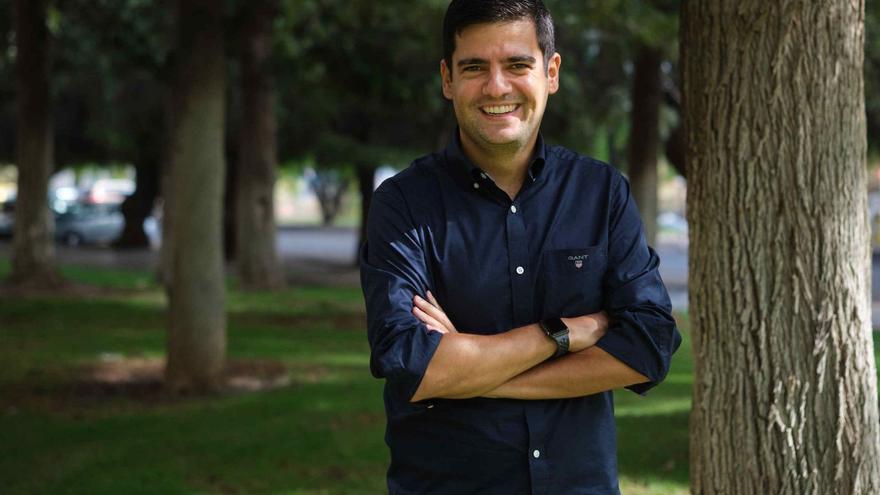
[568,254,588,269]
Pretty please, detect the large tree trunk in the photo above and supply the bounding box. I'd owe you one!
[355,162,376,266]
[627,45,662,247]
[10,0,62,288]
[683,1,880,494]
[236,0,282,289]
[164,0,227,393]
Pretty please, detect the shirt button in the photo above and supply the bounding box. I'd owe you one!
[533,450,541,458]
[515,266,524,275]
[473,182,480,189]
[510,205,517,214]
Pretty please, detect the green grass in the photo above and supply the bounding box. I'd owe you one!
[0,262,690,494]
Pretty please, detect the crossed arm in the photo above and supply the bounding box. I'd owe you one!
[409,292,650,402]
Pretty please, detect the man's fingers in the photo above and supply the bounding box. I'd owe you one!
[414,295,447,321]
[427,291,443,310]
[412,306,448,333]
[419,293,458,333]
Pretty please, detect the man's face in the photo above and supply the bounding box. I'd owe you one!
[441,20,560,155]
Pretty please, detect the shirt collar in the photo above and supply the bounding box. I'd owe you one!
[443,128,548,190]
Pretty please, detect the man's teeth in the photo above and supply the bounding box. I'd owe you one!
[483,104,517,115]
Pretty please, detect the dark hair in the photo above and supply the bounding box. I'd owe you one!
[442,0,556,70]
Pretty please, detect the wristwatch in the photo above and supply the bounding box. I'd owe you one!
[539,317,570,358]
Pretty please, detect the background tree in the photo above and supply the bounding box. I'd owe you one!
[277,0,449,261]
[566,0,679,246]
[683,1,880,493]
[164,0,227,393]
[50,0,169,248]
[9,0,62,288]
[235,0,282,289]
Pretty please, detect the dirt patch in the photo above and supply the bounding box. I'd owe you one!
[0,280,151,299]
[2,356,319,416]
[73,356,295,397]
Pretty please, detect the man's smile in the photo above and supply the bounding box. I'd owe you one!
[480,103,520,116]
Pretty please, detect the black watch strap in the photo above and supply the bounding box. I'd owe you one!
[539,318,570,358]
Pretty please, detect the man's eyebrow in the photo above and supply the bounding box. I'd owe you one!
[457,58,488,67]
[506,55,537,64]
[456,55,537,67]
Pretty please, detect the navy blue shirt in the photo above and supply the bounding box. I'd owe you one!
[360,132,681,495]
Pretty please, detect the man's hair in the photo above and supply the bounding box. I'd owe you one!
[442,0,556,71]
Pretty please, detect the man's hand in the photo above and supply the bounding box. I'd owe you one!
[412,291,609,353]
[562,312,609,352]
[412,291,458,334]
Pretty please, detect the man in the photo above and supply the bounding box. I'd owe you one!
[359,1,681,493]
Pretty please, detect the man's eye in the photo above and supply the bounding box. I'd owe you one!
[462,66,482,72]
[511,63,530,70]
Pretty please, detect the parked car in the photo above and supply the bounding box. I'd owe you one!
[54,202,125,246]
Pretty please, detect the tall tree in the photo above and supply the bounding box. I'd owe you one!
[627,45,663,245]
[683,1,880,493]
[277,0,448,262]
[164,0,227,392]
[10,0,62,288]
[235,0,282,289]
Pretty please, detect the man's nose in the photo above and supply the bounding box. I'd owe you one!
[483,66,512,98]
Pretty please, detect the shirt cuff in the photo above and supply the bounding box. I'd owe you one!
[593,322,665,396]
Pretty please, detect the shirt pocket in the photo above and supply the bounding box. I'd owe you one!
[539,245,607,318]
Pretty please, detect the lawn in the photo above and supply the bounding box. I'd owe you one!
[1,262,690,494]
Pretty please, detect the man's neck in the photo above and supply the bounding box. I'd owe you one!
[459,131,538,200]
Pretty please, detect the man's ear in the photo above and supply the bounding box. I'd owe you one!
[440,59,453,100]
[547,52,561,95]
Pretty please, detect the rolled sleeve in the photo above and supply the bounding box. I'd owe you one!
[595,173,682,395]
[360,181,442,405]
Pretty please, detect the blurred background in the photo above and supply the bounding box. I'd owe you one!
[1,1,879,494]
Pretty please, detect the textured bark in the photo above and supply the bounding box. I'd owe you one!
[355,163,376,266]
[10,0,62,288]
[683,1,880,494]
[627,46,663,246]
[164,0,227,393]
[238,8,281,273]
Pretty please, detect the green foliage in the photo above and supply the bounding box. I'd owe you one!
[275,0,451,168]
[50,0,170,165]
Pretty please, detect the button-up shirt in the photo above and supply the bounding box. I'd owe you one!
[360,131,681,495]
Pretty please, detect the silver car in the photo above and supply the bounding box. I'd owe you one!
[54,202,125,246]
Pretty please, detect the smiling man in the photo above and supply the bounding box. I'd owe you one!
[359,1,681,494]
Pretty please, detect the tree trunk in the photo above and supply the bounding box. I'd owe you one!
[683,1,880,494]
[310,169,349,227]
[355,162,376,266]
[158,65,177,287]
[164,0,227,394]
[114,157,158,248]
[10,0,62,288]
[235,0,282,290]
[627,45,662,247]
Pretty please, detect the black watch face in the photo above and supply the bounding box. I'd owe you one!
[543,318,567,335]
